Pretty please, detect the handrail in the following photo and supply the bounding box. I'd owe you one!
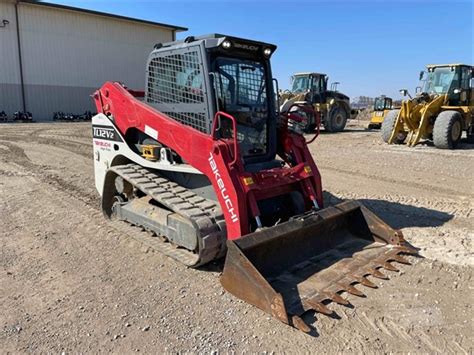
[306,109,320,144]
[211,111,239,166]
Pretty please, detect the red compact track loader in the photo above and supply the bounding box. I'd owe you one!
[92,34,415,333]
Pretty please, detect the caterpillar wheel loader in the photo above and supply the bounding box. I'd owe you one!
[368,96,393,129]
[382,64,474,148]
[279,72,352,132]
[91,34,416,333]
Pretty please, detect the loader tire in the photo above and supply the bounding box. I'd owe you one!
[381,109,405,144]
[325,105,347,132]
[306,122,317,133]
[433,111,462,149]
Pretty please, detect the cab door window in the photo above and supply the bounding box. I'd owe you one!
[460,67,471,90]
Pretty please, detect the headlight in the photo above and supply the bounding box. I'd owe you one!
[222,40,232,49]
[263,48,272,57]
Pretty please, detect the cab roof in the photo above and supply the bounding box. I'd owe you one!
[426,63,472,68]
[293,72,326,77]
[154,33,277,52]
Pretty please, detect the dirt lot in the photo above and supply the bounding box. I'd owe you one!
[1,121,472,353]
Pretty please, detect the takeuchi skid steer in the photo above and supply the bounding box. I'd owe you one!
[92,34,416,333]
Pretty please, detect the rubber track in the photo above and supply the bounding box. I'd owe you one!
[109,163,226,267]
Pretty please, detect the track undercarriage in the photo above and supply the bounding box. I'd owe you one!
[103,164,227,267]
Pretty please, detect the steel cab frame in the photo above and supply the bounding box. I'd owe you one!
[146,34,279,166]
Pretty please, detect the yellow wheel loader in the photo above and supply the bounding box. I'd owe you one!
[382,64,474,148]
[368,96,393,129]
[280,72,352,132]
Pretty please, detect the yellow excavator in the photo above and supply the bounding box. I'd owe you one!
[382,64,474,148]
[368,96,393,129]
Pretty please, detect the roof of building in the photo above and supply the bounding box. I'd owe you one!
[20,0,188,32]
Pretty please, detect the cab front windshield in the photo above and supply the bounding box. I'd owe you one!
[374,97,386,111]
[213,57,269,158]
[291,75,310,93]
[422,67,457,94]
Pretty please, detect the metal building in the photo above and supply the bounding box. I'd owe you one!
[0,0,187,120]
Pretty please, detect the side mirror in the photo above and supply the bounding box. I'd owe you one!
[399,89,412,99]
[453,88,461,94]
[419,71,425,81]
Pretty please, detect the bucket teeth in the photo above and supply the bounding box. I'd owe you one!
[398,246,418,255]
[292,315,311,333]
[343,284,365,297]
[383,261,399,272]
[328,292,350,306]
[391,254,411,265]
[305,299,333,316]
[371,269,388,279]
[355,276,377,288]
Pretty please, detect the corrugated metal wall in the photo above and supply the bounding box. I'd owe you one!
[0,1,23,115]
[0,2,175,120]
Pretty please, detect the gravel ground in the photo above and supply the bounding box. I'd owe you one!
[0,121,472,353]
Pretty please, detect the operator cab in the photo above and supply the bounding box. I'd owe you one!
[291,73,328,94]
[290,73,332,105]
[145,34,278,167]
[374,96,392,111]
[419,64,473,106]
